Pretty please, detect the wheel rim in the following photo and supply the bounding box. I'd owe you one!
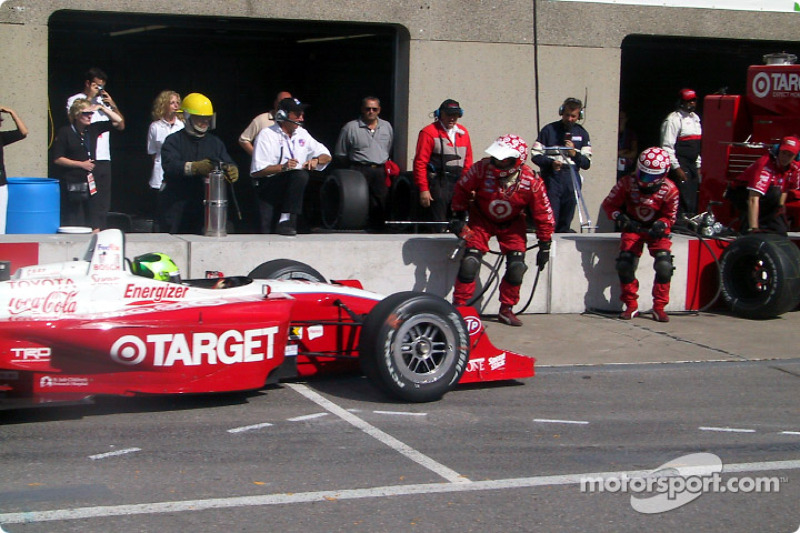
[730,255,774,299]
[392,313,456,384]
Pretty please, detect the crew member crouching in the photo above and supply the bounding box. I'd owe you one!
[450,134,555,327]
[602,147,679,322]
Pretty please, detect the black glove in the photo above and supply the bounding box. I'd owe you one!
[190,159,214,177]
[221,163,239,183]
[448,211,468,236]
[649,220,668,239]
[536,240,551,270]
[616,213,642,233]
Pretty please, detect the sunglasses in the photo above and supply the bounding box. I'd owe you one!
[81,111,94,117]
[363,107,379,111]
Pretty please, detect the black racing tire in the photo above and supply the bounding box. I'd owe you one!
[389,172,419,222]
[248,259,327,282]
[719,233,800,319]
[359,291,470,402]
[320,169,369,230]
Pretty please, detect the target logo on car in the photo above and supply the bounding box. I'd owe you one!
[110,327,279,367]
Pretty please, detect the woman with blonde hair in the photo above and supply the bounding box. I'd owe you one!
[52,98,123,230]
[147,90,184,193]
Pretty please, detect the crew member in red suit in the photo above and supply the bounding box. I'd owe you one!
[602,147,679,322]
[413,99,473,224]
[450,134,555,327]
[727,136,800,235]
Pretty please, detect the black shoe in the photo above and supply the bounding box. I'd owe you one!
[275,217,297,236]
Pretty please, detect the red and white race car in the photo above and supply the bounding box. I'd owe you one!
[0,230,533,409]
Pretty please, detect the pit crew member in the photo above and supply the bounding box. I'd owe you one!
[531,97,592,233]
[413,99,473,224]
[160,93,238,234]
[450,134,554,327]
[660,88,702,216]
[726,136,800,235]
[602,147,679,323]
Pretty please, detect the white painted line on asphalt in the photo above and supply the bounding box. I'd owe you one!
[88,448,141,460]
[4,459,799,524]
[286,383,469,484]
[374,410,428,417]
[287,413,329,422]
[227,423,274,434]
[534,418,590,425]
[781,431,800,436]
[699,426,756,433]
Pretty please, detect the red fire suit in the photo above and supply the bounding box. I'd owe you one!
[451,159,554,306]
[602,174,679,310]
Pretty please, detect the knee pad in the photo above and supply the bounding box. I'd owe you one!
[503,251,528,286]
[653,251,674,283]
[616,251,639,284]
[457,249,483,283]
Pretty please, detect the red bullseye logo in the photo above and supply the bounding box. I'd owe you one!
[110,335,147,365]
[752,72,770,99]
[488,199,512,219]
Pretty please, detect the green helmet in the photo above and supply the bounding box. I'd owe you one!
[131,252,181,283]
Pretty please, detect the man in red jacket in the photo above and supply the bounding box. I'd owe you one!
[413,99,473,224]
[602,147,679,322]
[450,134,554,326]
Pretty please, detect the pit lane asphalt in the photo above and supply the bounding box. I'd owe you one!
[1,310,799,532]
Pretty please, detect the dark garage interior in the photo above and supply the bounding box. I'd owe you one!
[48,10,401,232]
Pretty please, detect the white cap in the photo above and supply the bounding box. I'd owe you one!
[485,140,521,160]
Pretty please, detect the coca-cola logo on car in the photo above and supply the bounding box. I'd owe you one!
[8,291,78,315]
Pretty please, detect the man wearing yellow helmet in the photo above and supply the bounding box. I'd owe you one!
[160,93,239,234]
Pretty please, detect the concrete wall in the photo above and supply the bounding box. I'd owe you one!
[5,232,691,315]
[0,1,798,231]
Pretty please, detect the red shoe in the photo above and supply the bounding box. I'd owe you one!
[618,305,639,320]
[652,308,670,322]
[498,305,523,327]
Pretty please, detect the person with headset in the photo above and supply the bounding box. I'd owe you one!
[449,134,554,327]
[334,96,395,231]
[725,136,800,235]
[601,147,679,323]
[660,88,702,217]
[531,97,592,233]
[250,97,331,235]
[413,99,473,225]
[160,92,239,235]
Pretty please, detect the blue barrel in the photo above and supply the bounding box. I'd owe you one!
[6,177,61,234]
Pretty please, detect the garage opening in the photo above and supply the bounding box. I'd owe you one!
[48,10,406,231]
[619,36,799,151]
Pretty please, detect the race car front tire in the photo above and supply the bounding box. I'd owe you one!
[359,292,470,402]
[248,259,327,282]
[719,233,800,319]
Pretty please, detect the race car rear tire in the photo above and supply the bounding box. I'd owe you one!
[248,259,327,282]
[320,169,369,230]
[359,291,469,402]
[719,233,800,319]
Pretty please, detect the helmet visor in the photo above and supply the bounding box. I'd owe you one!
[637,169,666,184]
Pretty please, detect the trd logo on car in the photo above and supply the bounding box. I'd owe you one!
[110,327,279,367]
[11,347,51,363]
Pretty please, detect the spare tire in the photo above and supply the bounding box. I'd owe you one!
[248,259,326,282]
[320,169,368,230]
[719,233,800,319]
[359,292,469,402]
[389,172,419,222]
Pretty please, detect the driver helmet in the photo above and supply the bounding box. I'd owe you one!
[636,147,670,193]
[485,134,528,179]
[131,252,182,283]
[181,92,216,137]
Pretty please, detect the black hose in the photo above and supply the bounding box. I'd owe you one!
[464,242,543,314]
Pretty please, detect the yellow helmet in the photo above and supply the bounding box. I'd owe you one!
[181,93,214,116]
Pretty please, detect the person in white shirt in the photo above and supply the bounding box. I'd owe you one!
[250,98,331,235]
[146,91,184,229]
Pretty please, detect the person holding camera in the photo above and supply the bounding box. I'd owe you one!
[52,98,124,230]
[412,99,473,224]
[531,97,592,233]
[0,106,28,234]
